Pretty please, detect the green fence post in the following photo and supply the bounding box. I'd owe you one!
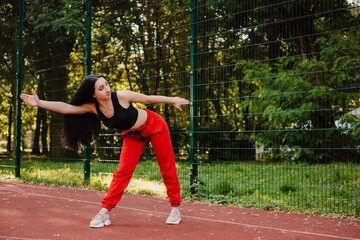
[83,0,93,184]
[189,0,198,194]
[14,0,25,178]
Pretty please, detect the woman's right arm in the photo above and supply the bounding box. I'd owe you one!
[20,89,94,115]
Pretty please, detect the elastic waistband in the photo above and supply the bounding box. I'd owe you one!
[121,109,154,141]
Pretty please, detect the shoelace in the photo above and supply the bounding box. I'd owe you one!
[170,210,178,218]
[94,213,106,221]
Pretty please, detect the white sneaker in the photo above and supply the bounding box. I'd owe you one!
[90,212,111,228]
[166,208,181,225]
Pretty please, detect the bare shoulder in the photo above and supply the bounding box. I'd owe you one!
[116,89,132,96]
[115,90,128,100]
[115,90,132,108]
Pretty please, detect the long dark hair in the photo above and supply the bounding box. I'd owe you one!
[62,73,104,149]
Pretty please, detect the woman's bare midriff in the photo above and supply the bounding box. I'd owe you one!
[122,109,148,133]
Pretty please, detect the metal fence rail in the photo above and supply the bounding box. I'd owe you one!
[11,0,360,216]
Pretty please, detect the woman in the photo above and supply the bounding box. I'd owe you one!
[20,73,189,227]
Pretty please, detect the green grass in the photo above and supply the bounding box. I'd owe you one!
[0,157,359,219]
[192,162,360,218]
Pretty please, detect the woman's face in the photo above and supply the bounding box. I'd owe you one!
[93,77,111,101]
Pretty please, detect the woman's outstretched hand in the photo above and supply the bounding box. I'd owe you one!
[20,89,39,107]
[172,97,189,111]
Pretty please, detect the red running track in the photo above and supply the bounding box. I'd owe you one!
[0,181,359,240]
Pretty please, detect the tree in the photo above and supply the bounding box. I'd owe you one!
[24,0,84,158]
[233,0,359,162]
[0,0,18,153]
[241,29,360,162]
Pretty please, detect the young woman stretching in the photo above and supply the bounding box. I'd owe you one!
[20,73,189,227]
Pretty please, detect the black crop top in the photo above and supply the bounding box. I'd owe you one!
[95,91,138,131]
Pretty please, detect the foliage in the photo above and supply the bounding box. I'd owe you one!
[25,0,84,42]
[0,1,17,147]
[240,29,360,162]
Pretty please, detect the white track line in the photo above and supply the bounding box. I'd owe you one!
[0,184,359,240]
[0,236,51,240]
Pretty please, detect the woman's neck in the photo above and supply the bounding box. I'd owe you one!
[97,97,113,110]
[97,97,114,118]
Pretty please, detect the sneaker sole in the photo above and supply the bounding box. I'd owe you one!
[166,218,181,225]
[90,220,111,228]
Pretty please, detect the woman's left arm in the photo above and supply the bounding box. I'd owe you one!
[121,90,189,111]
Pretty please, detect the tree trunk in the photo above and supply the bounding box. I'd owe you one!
[7,1,18,153]
[32,78,45,154]
[295,17,317,59]
[32,108,41,154]
[40,109,48,154]
[33,37,49,155]
[46,41,78,160]
[267,20,281,66]
[7,105,13,152]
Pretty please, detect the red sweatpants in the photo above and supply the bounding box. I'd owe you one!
[102,109,182,211]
